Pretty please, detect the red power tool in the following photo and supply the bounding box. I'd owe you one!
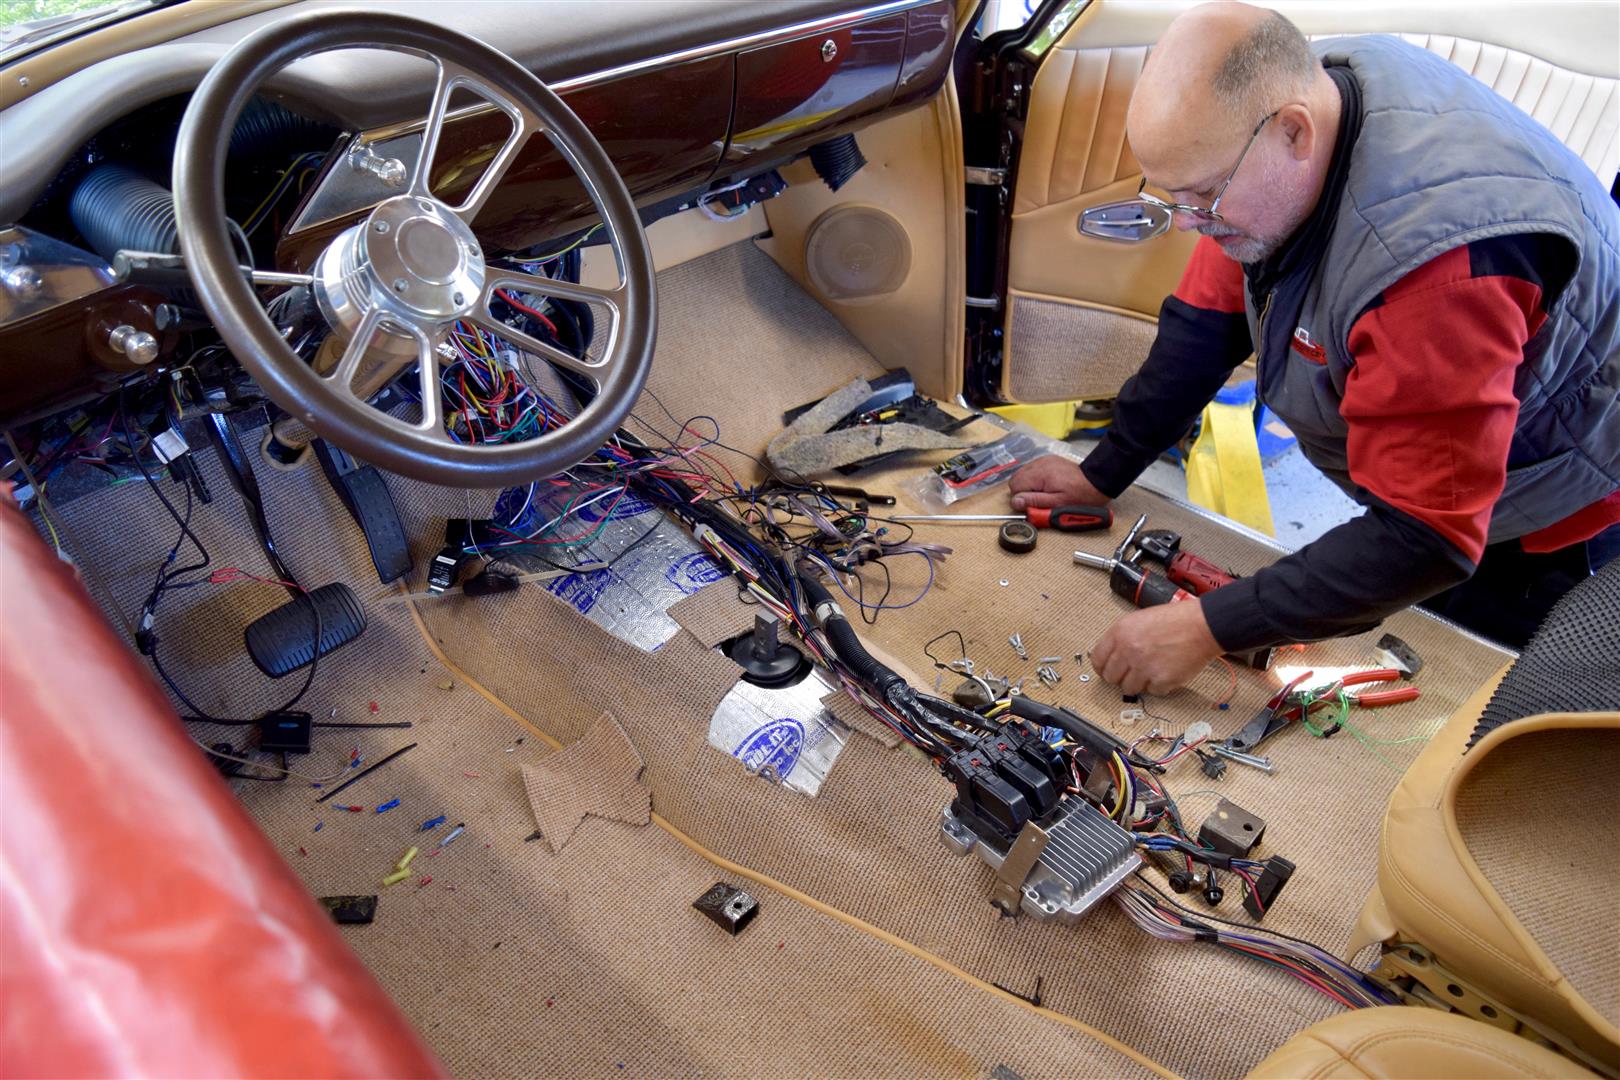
[1132,527,1239,595]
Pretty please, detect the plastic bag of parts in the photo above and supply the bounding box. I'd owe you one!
[912,431,1050,510]
[708,667,850,797]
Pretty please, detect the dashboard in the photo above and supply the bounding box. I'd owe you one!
[0,0,952,425]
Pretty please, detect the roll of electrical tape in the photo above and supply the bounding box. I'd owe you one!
[999,521,1037,554]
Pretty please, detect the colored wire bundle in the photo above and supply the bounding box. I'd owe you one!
[1115,878,1400,1009]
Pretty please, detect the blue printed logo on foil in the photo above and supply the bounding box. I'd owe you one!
[734,718,804,780]
[574,492,656,523]
[665,552,726,594]
[546,568,612,614]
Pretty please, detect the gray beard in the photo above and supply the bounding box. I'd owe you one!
[1200,228,1281,264]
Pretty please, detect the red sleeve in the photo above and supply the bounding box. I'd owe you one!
[1341,246,1543,563]
[1173,235,1246,314]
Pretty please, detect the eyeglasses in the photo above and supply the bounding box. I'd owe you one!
[1080,110,1279,243]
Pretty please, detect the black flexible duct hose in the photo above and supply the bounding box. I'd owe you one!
[70,164,183,263]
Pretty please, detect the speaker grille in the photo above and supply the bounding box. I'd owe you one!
[804,205,911,303]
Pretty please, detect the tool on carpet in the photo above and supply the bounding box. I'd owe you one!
[1073,515,1273,670]
[1131,526,1239,595]
[894,504,1111,533]
[1216,668,1419,760]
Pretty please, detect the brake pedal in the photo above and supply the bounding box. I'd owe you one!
[244,582,367,678]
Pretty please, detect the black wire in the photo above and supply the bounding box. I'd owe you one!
[922,629,969,670]
[121,391,322,723]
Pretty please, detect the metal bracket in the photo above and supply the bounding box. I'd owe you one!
[989,820,1049,916]
[965,166,1007,186]
[1377,941,1619,1079]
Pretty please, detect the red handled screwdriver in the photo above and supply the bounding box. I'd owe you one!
[891,505,1113,532]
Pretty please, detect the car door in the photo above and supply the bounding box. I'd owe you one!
[962,0,1620,405]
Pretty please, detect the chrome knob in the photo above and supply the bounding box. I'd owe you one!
[820,38,838,63]
[109,323,159,365]
[2,264,43,302]
[349,141,408,189]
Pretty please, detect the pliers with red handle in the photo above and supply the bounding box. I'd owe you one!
[1339,668,1422,707]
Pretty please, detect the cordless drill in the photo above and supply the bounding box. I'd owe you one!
[1132,527,1240,596]
[1072,515,1273,670]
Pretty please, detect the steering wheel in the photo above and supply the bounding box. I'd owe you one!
[173,10,656,487]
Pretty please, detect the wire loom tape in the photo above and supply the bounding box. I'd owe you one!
[400,591,1180,1080]
[998,520,1038,554]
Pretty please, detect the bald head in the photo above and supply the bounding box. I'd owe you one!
[1129,3,1321,190]
[1124,3,1338,263]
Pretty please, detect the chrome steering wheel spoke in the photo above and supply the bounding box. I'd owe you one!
[412,58,545,226]
[175,10,656,487]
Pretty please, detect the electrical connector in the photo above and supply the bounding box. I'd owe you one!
[1242,856,1295,920]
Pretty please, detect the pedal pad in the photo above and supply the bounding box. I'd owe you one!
[244,582,367,678]
[312,440,413,584]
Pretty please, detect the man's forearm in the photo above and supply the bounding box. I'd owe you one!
[1199,501,1476,651]
[1081,296,1253,497]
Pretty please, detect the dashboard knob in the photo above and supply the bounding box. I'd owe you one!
[109,323,159,365]
[2,264,43,302]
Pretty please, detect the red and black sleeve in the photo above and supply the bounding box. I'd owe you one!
[1200,233,1571,651]
[1079,236,1253,497]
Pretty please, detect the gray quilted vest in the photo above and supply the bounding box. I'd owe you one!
[1248,35,1620,544]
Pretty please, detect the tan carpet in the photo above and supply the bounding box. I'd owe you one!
[49,424,1158,1078]
[382,244,1516,1077]
[1455,727,1620,1027]
[48,241,1521,1079]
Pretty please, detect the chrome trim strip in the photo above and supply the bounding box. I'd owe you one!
[358,0,934,144]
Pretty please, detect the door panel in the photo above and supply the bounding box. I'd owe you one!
[998,0,1620,404]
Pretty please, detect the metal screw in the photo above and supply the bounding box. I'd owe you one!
[17,75,28,88]
[453,291,464,305]
[393,278,409,292]
[374,220,391,234]
[820,39,838,63]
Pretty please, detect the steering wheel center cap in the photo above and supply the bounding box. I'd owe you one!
[362,195,484,318]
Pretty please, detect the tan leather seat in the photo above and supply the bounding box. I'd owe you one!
[1248,1007,1596,1079]
[1349,671,1620,1075]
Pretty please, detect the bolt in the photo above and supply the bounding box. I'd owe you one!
[17,75,28,88]
[453,292,464,305]
[374,220,391,234]
[393,278,408,293]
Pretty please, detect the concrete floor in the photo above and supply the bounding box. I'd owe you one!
[1111,444,1362,553]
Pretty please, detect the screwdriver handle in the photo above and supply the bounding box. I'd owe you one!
[1165,551,1237,594]
[1026,504,1112,532]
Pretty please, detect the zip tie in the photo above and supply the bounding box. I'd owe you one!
[421,815,448,831]
[439,823,466,848]
[375,798,400,814]
[396,846,419,872]
[382,867,411,886]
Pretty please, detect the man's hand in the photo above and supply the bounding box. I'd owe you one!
[1091,599,1223,696]
[1008,455,1110,512]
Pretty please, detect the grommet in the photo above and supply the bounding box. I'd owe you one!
[998,520,1037,554]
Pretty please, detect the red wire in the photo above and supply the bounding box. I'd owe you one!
[495,289,559,336]
[209,567,305,591]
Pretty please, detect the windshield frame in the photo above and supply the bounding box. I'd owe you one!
[0,0,176,67]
